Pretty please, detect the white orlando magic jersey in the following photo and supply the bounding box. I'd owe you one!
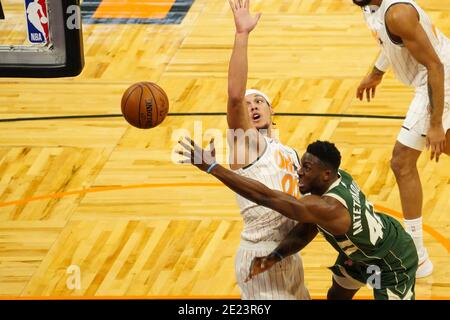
[363,0,450,89]
[233,136,301,242]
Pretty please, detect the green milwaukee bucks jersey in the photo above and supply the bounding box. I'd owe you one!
[318,169,402,263]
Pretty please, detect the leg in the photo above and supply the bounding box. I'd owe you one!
[327,278,359,300]
[390,141,422,220]
[394,127,433,277]
[374,232,417,300]
[328,255,364,299]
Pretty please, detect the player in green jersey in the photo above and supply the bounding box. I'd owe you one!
[177,138,418,300]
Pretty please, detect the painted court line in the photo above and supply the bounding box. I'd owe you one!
[0,182,448,253]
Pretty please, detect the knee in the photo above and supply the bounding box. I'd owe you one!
[390,154,404,175]
[390,149,417,178]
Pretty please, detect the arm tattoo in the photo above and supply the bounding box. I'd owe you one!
[428,82,434,112]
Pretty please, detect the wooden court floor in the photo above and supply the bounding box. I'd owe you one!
[0,0,448,299]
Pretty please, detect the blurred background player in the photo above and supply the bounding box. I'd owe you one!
[353,0,450,278]
[223,0,309,299]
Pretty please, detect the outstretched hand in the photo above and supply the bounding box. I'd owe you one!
[177,136,217,172]
[228,0,262,34]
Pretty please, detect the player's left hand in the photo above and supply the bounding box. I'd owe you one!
[426,124,446,162]
[229,0,262,34]
[245,254,280,282]
[177,136,217,171]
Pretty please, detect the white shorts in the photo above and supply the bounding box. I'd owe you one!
[332,265,365,291]
[398,89,450,151]
[235,240,310,300]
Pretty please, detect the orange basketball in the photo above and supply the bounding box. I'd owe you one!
[121,82,169,129]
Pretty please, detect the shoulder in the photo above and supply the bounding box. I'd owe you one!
[322,195,351,235]
[275,142,301,164]
[287,147,301,165]
[314,195,350,235]
[322,195,348,213]
[385,3,419,34]
[302,194,345,216]
[322,173,352,208]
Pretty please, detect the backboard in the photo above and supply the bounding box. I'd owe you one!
[0,0,84,77]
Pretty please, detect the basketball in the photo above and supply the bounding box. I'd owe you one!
[121,82,169,129]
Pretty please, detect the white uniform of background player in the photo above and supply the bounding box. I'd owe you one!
[226,0,309,300]
[356,0,450,278]
[363,0,450,147]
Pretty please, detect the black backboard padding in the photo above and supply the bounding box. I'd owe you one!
[0,0,84,78]
[0,0,5,20]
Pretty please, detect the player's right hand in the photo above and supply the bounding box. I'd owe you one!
[177,136,217,172]
[356,72,383,102]
[228,0,262,34]
[426,124,446,162]
[245,255,279,282]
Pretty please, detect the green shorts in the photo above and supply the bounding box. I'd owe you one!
[329,233,418,300]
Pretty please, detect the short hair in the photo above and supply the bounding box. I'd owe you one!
[306,140,341,172]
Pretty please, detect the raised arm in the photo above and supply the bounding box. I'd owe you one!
[227,0,261,130]
[386,4,446,161]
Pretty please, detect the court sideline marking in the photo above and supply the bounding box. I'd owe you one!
[0,182,448,253]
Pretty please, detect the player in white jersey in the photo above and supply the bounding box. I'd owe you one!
[353,0,450,278]
[224,0,309,299]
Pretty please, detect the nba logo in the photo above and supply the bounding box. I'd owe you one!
[24,0,49,44]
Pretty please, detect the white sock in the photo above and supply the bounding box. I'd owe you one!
[404,217,427,260]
